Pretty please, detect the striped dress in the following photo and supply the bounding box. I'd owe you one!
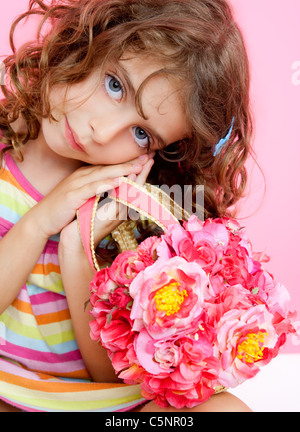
[0,144,145,412]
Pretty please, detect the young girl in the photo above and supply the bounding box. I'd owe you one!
[0,0,253,412]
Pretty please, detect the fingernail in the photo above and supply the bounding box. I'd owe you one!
[133,163,142,171]
[138,154,148,161]
[128,173,137,182]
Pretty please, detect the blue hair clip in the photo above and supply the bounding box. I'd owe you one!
[213,117,235,157]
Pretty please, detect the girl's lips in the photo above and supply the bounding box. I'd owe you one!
[65,118,86,153]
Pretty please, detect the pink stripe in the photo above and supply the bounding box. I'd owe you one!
[0,357,83,384]
[0,216,14,232]
[0,357,45,381]
[4,151,44,202]
[7,284,29,305]
[39,240,59,256]
[0,342,82,364]
[0,349,86,374]
[37,252,60,267]
[32,299,68,315]
[18,289,67,314]
[30,291,64,305]
[17,286,31,303]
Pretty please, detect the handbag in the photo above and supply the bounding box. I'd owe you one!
[77,177,296,409]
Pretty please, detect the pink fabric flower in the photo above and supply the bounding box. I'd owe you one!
[99,308,135,352]
[215,304,279,388]
[109,287,132,309]
[134,329,181,374]
[191,219,230,248]
[136,236,161,266]
[251,270,291,317]
[193,240,219,271]
[109,250,145,285]
[90,267,117,304]
[109,343,137,374]
[139,334,219,408]
[129,256,210,338]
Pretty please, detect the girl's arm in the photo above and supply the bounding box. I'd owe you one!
[0,205,49,314]
[58,228,119,382]
[59,160,154,382]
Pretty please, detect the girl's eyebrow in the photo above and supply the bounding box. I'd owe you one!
[117,63,168,148]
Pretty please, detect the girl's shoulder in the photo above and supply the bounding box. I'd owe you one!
[134,392,252,412]
[195,391,252,412]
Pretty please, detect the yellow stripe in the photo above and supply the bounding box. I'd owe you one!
[42,328,76,346]
[2,306,36,327]
[1,311,41,340]
[27,274,64,294]
[1,309,76,345]
[2,304,73,333]
[38,318,74,337]
[0,191,31,215]
[0,381,143,410]
[0,178,37,208]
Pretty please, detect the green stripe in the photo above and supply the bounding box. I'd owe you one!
[28,274,64,294]
[1,384,143,411]
[0,191,31,215]
[0,312,76,345]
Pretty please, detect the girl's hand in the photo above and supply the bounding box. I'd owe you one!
[92,155,154,245]
[33,153,155,241]
[57,154,154,254]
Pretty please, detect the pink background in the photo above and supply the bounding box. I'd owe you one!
[1,1,299,353]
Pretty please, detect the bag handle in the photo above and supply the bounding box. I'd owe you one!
[77,177,191,272]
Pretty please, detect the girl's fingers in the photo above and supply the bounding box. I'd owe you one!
[71,154,155,220]
[127,173,137,182]
[135,158,155,186]
[89,157,154,200]
[92,156,155,242]
[86,152,155,180]
[73,153,156,194]
[73,178,118,208]
[75,161,140,187]
[95,178,120,197]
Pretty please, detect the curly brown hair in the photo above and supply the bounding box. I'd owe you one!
[0,0,253,222]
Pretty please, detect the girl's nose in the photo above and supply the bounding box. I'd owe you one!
[89,107,135,145]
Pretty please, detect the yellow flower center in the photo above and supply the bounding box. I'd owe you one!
[154,282,188,316]
[237,331,267,363]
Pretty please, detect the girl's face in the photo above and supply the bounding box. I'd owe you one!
[41,55,188,165]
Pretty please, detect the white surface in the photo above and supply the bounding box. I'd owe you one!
[229,354,300,412]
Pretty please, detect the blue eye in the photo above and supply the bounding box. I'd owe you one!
[104,74,123,100]
[133,126,151,148]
